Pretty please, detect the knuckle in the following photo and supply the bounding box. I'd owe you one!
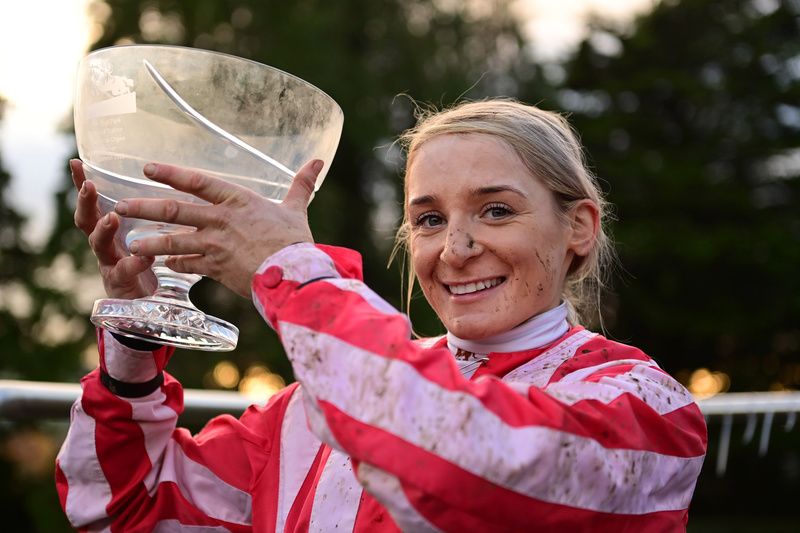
[188,171,206,191]
[164,199,180,222]
[162,233,174,252]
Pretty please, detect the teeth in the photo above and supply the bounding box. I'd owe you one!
[449,278,502,295]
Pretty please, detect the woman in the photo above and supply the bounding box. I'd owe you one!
[57,100,707,532]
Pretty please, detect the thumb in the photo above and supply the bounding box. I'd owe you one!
[283,159,323,210]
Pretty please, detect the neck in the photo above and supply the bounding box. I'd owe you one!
[447,302,570,355]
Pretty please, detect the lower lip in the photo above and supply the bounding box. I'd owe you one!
[446,281,505,302]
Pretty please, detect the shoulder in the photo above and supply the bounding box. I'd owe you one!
[548,333,654,383]
[413,335,447,349]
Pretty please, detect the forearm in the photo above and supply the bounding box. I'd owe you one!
[56,333,254,531]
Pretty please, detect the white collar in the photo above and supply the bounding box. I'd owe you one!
[446,302,569,356]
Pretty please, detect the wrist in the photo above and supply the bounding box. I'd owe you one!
[100,329,160,382]
[99,369,164,398]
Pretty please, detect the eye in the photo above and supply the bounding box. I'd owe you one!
[482,203,514,220]
[414,211,445,228]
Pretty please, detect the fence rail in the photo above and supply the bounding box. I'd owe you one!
[2,379,799,476]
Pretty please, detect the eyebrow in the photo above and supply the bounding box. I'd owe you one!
[407,184,528,207]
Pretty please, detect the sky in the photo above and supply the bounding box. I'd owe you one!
[0,0,656,246]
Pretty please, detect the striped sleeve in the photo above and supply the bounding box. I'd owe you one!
[54,334,290,532]
[253,244,708,532]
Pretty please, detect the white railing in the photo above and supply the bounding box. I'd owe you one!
[1,380,798,476]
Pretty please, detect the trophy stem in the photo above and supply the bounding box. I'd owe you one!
[90,250,238,352]
[151,256,199,308]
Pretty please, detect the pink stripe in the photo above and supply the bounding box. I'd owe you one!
[545,364,696,416]
[102,330,159,381]
[147,440,252,525]
[281,322,703,514]
[56,403,112,527]
[501,329,596,387]
[276,388,322,533]
[256,243,338,282]
[309,449,363,532]
[354,463,441,532]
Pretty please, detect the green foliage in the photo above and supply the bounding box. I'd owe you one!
[69,0,541,385]
[559,0,800,390]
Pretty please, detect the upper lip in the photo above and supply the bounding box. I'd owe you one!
[441,276,505,286]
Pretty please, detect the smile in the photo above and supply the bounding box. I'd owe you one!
[447,277,505,295]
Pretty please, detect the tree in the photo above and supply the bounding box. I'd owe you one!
[555,0,800,525]
[46,0,544,386]
[559,0,800,390]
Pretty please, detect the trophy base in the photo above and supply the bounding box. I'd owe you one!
[91,297,239,352]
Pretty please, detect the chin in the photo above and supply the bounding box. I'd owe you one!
[445,320,505,340]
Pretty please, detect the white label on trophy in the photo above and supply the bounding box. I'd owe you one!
[87,92,137,120]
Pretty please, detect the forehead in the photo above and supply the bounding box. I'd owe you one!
[406,133,537,201]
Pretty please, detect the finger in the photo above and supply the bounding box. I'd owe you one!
[69,159,86,191]
[143,163,242,204]
[129,230,201,257]
[74,177,102,235]
[115,197,210,227]
[88,213,123,265]
[282,159,323,210]
[107,255,155,287]
[165,254,207,276]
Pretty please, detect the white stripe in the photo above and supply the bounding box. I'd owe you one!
[355,463,442,533]
[102,329,159,382]
[282,322,703,515]
[152,520,230,532]
[127,388,180,495]
[545,364,697,416]
[323,278,407,319]
[415,335,445,349]
[147,438,252,525]
[57,401,113,527]
[309,448,363,532]
[502,329,596,387]
[276,388,322,533]
[556,358,658,384]
[256,243,337,281]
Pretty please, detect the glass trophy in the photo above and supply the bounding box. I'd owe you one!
[74,45,344,351]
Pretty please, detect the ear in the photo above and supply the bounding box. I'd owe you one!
[567,199,600,258]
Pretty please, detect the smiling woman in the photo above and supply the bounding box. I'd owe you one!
[57,99,707,532]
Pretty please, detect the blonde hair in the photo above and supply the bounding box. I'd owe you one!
[392,98,614,327]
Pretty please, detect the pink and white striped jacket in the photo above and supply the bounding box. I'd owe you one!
[56,244,707,532]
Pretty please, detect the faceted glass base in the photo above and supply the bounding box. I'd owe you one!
[91,297,239,352]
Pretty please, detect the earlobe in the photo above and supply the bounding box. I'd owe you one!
[568,200,600,257]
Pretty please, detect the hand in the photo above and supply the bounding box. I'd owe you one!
[71,160,157,299]
[114,159,322,297]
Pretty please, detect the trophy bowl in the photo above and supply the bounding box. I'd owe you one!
[74,45,344,351]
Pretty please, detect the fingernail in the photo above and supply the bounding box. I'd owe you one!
[115,201,128,215]
[103,213,113,227]
[312,159,324,174]
[129,241,139,254]
[143,163,157,177]
[79,182,87,196]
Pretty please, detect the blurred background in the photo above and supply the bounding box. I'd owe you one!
[0,0,798,530]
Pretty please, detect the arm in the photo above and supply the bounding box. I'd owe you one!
[55,331,287,531]
[58,160,280,531]
[253,244,707,532]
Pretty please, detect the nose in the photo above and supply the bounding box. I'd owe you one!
[440,225,482,266]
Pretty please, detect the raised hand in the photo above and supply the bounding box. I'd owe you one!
[70,159,157,300]
[114,159,322,298]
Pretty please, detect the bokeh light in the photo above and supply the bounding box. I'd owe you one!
[238,364,285,401]
[688,368,731,399]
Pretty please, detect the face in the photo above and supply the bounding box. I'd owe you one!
[406,133,582,339]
